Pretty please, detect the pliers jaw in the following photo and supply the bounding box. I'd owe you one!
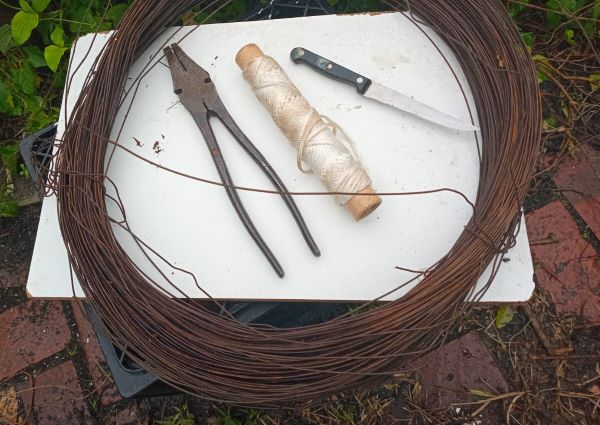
[162,44,320,277]
[163,44,217,112]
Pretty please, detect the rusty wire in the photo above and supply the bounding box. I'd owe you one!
[48,0,541,407]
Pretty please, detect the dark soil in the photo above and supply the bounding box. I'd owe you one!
[0,204,41,272]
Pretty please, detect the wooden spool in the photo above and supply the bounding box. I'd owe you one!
[235,43,381,221]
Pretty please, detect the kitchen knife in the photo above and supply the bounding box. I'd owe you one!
[290,47,479,132]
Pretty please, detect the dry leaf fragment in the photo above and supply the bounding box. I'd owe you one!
[0,387,23,425]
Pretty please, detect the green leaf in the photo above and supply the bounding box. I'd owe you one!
[44,44,68,71]
[24,45,46,68]
[520,31,534,49]
[545,0,580,28]
[533,54,551,83]
[0,145,19,156]
[563,0,578,11]
[508,0,529,17]
[19,163,30,178]
[590,73,600,91]
[0,24,16,54]
[51,68,66,89]
[37,19,52,45]
[22,94,43,114]
[594,1,600,20]
[10,65,37,95]
[11,10,39,45]
[547,0,577,12]
[582,20,597,37]
[545,1,563,27]
[0,200,19,218]
[67,6,98,34]
[495,305,516,329]
[533,54,547,64]
[27,108,53,131]
[106,3,130,25]
[0,80,16,115]
[97,21,112,32]
[543,116,559,130]
[564,28,576,46]
[580,2,599,36]
[0,144,19,177]
[50,25,65,47]
[31,0,51,13]
[18,0,33,13]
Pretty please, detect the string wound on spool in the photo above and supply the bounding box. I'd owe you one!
[236,43,381,220]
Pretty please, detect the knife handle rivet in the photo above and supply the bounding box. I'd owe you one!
[326,63,333,70]
[356,77,364,84]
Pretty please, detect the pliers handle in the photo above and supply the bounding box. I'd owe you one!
[164,44,320,277]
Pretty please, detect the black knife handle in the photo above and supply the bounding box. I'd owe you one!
[290,47,372,94]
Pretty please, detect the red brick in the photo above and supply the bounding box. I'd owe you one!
[0,301,70,380]
[526,201,600,321]
[553,144,600,238]
[408,332,508,408]
[108,401,143,425]
[20,361,92,424]
[0,262,29,288]
[72,302,121,405]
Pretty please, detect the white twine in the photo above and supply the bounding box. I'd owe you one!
[242,55,372,205]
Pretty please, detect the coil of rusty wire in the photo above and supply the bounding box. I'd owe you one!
[51,0,541,406]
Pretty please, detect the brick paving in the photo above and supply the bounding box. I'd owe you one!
[0,146,599,423]
[20,361,92,424]
[553,145,600,238]
[526,201,600,321]
[71,302,121,406]
[0,301,70,381]
[409,331,509,408]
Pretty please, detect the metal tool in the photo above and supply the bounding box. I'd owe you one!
[164,44,320,278]
[290,47,479,132]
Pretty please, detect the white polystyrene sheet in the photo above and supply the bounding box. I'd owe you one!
[27,12,534,301]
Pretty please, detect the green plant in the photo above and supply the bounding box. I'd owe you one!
[327,0,384,12]
[506,0,598,162]
[1,0,133,126]
[88,395,98,411]
[0,182,18,217]
[0,143,20,217]
[0,0,133,216]
[210,407,269,425]
[213,407,241,425]
[545,0,600,36]
[67,344,78,356]
[18,162,29,177]
[157,402,195,425]
[495,305,516,329]
[508,0,599,48]
[7,0,130,68]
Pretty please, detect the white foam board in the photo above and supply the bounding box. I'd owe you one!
[27,12,534,301]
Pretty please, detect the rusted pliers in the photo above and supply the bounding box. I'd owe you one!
[163,44,320,278]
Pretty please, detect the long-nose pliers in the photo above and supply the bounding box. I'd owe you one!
[163,44,320,278]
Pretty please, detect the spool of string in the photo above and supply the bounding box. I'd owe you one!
[236,43,381,220]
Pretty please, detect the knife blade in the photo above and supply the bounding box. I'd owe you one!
[290,47,479,132]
